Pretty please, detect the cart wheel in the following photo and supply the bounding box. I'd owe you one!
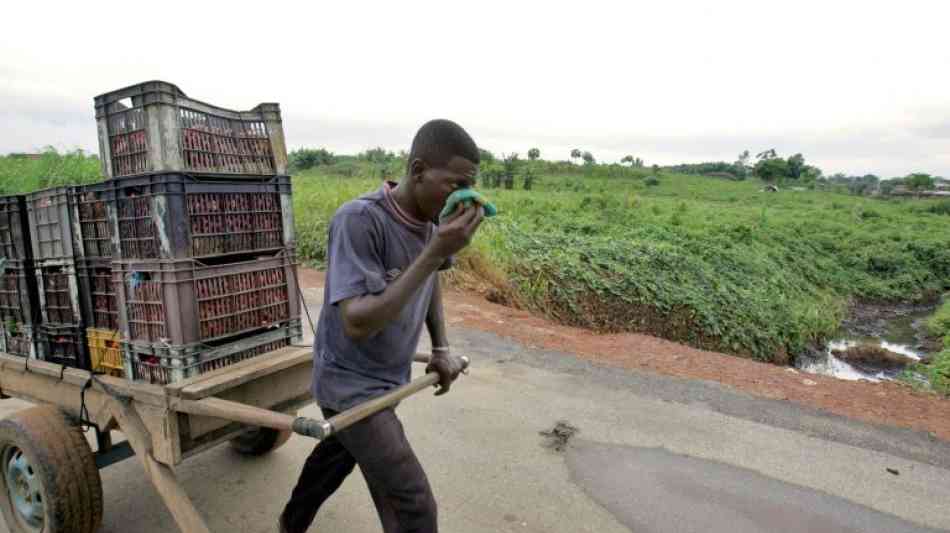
[0,406,103,533]
[229,427,293,456]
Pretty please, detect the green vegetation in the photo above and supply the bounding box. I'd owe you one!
[924,300,950,395]
[293,159,950,365]
[0,148,102,193]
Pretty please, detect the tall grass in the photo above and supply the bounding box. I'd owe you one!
[292,163,950,363]
[0,148,103,193]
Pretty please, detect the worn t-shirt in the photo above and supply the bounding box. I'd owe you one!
[312,182,444,412]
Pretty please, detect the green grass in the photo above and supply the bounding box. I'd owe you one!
[0,149,102,193]
[292,166,950,364]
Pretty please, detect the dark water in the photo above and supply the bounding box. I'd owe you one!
[796,304,935,382]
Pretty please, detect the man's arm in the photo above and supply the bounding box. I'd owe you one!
[340,205,483,340]
[425,274,449,350]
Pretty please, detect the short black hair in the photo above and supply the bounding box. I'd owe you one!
[408,119,480,172]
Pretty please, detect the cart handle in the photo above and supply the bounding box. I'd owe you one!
[174,355,470,440]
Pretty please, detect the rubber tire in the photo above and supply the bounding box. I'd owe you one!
[229,427,292,456]
[0,405,103,533]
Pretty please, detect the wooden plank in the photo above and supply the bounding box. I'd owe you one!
[108,397,211,533]
[176,346,311,400]
[0,354,167,407]
[182,362,312,437]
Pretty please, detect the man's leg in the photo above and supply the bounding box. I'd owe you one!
[281,409,357,533]
[337,408,437,533]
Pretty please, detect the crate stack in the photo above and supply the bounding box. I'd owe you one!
[26,187,89,369]
[0,195,41,359]
[94,80,302,385]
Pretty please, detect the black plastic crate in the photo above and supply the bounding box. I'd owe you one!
[123,319,301,384]
[37,324,89,370]
[0,195,33,260]
[78,258,118,330]
[94,80,288,179]
[26,187,78,261]
[36,260,82,325]
[114,250,300,346]
[105,173,293,260]
[73,182,113,258]
[0,258,40,326]
[1,323,36,358]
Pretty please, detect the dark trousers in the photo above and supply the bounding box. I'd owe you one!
[281,408,437,533]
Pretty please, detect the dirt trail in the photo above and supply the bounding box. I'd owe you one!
[297,268,950,442]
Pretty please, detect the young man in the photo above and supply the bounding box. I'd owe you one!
[279,119,484,533]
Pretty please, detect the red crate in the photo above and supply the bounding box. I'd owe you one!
[114,251,300,346]
[95,81,288,179]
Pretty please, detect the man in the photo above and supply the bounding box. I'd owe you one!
[279,119,485,533]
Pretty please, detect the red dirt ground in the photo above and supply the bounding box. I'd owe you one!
[297,268,950,442]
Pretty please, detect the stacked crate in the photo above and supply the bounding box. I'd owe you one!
[0,195,41,358]
[95,81,301,385]
[25,187,89,369]
[73,182,123,375]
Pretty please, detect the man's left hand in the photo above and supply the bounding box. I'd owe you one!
[426,350,464,396]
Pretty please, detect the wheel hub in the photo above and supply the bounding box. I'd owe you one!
[4,447,44,531]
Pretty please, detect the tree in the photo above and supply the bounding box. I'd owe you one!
[502,153,520,190]
[527,148,540,161]
[621,155,634,165]
[581,151,595,165]
[905,173,935,196]
[570,148,582,163]
[786,153,806,180]
[733,150,751,179]
[479,148,496,164]
[753,157,789,184]
[756,149,777,161]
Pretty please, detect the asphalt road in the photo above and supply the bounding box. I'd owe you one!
[1,286,948,532]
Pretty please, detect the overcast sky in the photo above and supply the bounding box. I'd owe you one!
[3,1,949,177]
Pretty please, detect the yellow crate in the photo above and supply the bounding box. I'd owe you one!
[87,328,124,377]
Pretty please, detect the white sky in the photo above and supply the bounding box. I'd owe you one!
[2,0,949,177]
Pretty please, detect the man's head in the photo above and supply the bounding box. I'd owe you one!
[404,119,480,221]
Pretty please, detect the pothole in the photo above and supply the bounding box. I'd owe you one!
[540,420,579,452]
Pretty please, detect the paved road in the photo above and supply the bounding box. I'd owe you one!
[1,286,948,532]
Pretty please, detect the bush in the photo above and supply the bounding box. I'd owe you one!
[927,200,950,216]
[645,176,660,187]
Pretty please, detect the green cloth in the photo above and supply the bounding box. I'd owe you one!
[439,189,498,222]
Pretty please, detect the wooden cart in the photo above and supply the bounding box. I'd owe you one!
[0,347,456,533]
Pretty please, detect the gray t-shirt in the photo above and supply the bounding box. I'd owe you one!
[312,183,443,412]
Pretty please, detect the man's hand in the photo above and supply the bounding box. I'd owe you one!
[427,204,484,261]
[426,349,465,396]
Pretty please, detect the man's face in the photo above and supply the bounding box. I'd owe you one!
[414,155,478,221]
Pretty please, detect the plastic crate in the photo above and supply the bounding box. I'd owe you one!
[1,323,35,358]
[36,260,82,325]
[26,187,78,261]
[78,258,118,330]
[0,259,41,326]
[73,183,113,258]
[124,319,301,385]
[87,327,123,377]
[94,80,288,179]
[0,195,33,260]
[106,173,293,260]
[114,250,300,346]
[37,324,88,369]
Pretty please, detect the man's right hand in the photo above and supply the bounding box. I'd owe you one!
[427,204,485,259]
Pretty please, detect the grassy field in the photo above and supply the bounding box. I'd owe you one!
[293,166,950,372]
[2,150,948,392]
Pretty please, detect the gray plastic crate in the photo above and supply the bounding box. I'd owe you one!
[106,173,294,260]
[1,323,36,358]
[35,259,82,325]
[123,319,301,385]
[36,323,89,370]
[0,195,33,260]
[0,259,41,326]
[78,258,118,330]
[26,187,78,261]
[114,250,300,347]
[95,80,288,179]
[73,182,113,258]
